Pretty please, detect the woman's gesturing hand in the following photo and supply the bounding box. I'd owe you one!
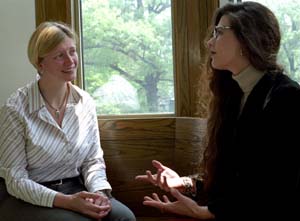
[143,188,215,220]
[135,160,184,192]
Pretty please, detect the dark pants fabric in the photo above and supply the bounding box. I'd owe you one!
[0,178,136,221]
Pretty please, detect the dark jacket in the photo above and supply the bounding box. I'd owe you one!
[207,72,300,220]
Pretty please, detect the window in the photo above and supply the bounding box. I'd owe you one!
[35,0,218,118]
[238,0,300,83]
[80,0,174,115]
[220,0,241,6]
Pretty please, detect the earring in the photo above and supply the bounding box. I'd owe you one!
[240,49,244,57]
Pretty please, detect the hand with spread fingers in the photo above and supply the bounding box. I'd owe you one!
[135,160,184,192]
[143,188,214,220]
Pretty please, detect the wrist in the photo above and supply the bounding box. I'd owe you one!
[181,176,196,196]
[96,189,112,198]
[53,193,72,209]
[196,206,215,220]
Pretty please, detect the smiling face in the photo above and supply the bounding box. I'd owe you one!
[38,37,78,83]
[207,15,250,75]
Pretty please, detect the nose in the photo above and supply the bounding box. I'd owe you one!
[64,53,74,65]
[206,37,214,49]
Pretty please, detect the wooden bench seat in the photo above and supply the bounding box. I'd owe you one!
[99,117,207,221]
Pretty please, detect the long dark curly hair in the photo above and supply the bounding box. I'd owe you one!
[201,1,282,192]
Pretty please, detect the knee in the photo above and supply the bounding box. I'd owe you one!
[122,211,136,221]
[109,208,136,221]
[108,198,136,221]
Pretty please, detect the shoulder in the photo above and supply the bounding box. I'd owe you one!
[265,72,300,113]
[271,73,300,99]
[2,81,34,112]
[70,84,96,112]
[0,81,36,123]
[70,84,95,103]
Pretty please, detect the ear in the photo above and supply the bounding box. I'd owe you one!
[239,45,248,57]
[37,62,44,75]
[240,49,244,57]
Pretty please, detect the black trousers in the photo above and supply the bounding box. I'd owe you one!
[0,178,136,221]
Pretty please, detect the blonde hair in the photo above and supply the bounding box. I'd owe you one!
[27,21,77,71]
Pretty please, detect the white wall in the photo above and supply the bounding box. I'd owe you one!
[0,0,36,106]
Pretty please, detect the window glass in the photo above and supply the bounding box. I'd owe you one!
[242,0,300,83]
[80,0,174,115]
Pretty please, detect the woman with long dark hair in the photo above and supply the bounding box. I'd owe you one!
[136,2,300,220]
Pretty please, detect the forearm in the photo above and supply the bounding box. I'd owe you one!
[10,180,56,207]
[81,142,111,192]
[81,160,112,192]
[81,118,111,192]
[2,168,57,207]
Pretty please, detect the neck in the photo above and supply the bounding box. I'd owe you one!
[38,79,69,110]
[230,58,250,76]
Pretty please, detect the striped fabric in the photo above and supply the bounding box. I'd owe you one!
[0,80,111,207]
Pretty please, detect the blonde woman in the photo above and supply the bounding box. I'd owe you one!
[0,22,135,221]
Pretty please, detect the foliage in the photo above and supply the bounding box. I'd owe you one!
[82,0,300,115]
[251,0,300,82]
[81,0,173,115]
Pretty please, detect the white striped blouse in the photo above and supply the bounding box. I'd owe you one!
[0,80,111,207]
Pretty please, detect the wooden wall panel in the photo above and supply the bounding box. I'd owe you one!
[35,0,71,26]
[173,0,190,117]
[173,0,219,117]
[174,117,207,175]
[186,0,202,117]
[99,118,176,217]
[99,118,175,141]
[99,117,207,217]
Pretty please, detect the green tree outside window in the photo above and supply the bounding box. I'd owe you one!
[243,0,300,82]
[81,0,174,115]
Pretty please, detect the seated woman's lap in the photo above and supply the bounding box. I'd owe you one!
[0,195,135,221]
[0,179,135,221]
[0,195,94,221]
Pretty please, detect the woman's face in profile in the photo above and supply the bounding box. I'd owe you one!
[207,15,248,74]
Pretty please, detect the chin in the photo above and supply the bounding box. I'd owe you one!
[211,61,227,71]
[211,63,221,70]
[64,72,77,81]
[69,76,77,82]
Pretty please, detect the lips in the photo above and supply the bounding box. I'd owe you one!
[210,51,216,57]
[62,67,76,73]
[62,70,75,74]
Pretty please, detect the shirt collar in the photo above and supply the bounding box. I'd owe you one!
[232,65,264,93]
[69,84,84,104]
[28,80,44,114]
[28,80,83,114]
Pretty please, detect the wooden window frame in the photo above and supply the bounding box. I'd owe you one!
[35,0,219,118]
